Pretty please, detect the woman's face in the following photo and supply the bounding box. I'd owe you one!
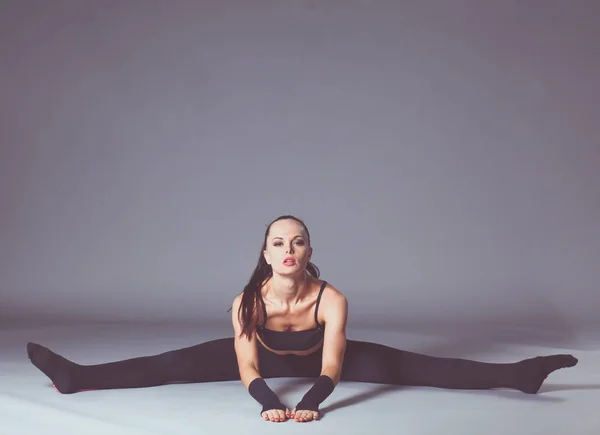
[263,219,312,276]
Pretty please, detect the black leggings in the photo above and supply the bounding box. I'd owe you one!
[62,337,528,392]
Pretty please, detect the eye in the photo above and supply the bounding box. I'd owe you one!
[274,241,283,247]
[294,240,305,246]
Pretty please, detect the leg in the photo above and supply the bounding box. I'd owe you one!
[340,340,578,393]
[26,338,240,393]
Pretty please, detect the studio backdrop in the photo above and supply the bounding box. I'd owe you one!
[1,0,598,340]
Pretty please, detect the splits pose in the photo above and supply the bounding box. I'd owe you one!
[27,215,578,422]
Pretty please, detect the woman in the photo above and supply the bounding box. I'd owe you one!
[27,215,578,423]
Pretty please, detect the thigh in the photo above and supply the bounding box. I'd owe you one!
[159,337,241,383]
[341,339,440,385]
[341,339,460,386]
[340,339,400,384]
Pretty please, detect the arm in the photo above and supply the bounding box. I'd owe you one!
[231,294,287,417]
[231,294,261,388]
[294,289,348,415]
[319,290,348,384]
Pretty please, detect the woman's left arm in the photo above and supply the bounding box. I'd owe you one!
[319,291,348,384]
[291,290,348,421]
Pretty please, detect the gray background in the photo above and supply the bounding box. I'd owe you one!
[1,0,599,338]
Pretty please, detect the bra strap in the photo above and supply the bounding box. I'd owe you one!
[314,281,327,329]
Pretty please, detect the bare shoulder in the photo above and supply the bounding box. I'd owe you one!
[231,293,242,324]
[232,292,243,308]
[230,293,247,327]
[230,293,241,316]
[319,281,348,323]
[321,281,346,303]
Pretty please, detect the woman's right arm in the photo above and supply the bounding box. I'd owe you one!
[231,294,261,388]
[231,293,288,421]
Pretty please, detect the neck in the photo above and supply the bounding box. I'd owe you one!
[267,273,310,307]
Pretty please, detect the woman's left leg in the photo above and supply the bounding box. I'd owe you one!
[340,339,577,393]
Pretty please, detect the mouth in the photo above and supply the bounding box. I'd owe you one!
[283,258,297,266]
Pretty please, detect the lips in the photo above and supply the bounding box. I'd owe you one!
[283,257,296,265]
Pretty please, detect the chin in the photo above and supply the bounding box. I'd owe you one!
[275,268,306,277]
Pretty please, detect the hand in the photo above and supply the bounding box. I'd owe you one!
[261,408,290,422]
[290,407,319,422]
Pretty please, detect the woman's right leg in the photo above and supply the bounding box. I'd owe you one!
[26,338,240,394]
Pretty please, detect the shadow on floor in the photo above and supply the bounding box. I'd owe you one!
[288,328,586,419]
[317,381,594,419]
[539,383,600,393]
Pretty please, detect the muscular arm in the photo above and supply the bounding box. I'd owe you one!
[292,288,348,419]
[232,293,287,419]
[320,290,348,384]
[231,294,261,389]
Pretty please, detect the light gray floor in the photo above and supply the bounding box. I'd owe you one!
[1,323,598,435]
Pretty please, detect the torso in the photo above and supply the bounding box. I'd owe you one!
[255,277,327,356]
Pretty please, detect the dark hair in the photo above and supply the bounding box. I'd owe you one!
[235,215,320,340]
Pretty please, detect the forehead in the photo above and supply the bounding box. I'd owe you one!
[268,219,306,238]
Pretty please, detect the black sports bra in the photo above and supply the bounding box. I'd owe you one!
[256,281,327,352]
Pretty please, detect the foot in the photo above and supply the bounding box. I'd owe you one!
[516,354,578,394]
[27,342,82,393]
